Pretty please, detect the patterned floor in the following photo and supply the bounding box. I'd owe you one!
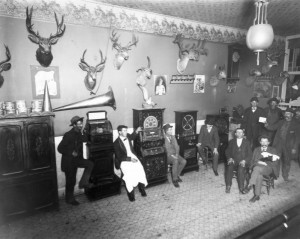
[1,161,300,239]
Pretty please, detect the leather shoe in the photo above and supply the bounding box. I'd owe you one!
[127,190,135,202]
[225,186,231,193]
[177,177,183,183]
[213,170,219,176]
[173,180,180,188]
[249,195,260,203]
[66,199,80,206]
[138,183,147,197]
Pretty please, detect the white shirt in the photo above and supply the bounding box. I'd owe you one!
[120,136,137,159]
[237,138,243,147]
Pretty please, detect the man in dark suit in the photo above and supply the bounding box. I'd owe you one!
[163,124,187,188]
[197,118,220,176]
[245,135,280,202]
[58,116,94,206]
[225,128,252,194]
[113,125,147,202]
[265,108,300,182]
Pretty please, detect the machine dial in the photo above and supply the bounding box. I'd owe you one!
[143,116,158,128]
[182,114,195,131]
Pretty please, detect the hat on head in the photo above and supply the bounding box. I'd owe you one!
[285,108,294,114]
[163,123,173,132]
[267,97,279,105]
[250,96,259,102]
[69,116,84,126]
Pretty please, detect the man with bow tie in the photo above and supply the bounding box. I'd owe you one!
[225,128,252,194]
[241,97,265,150]
[163,123,187,188]
[113,125,148,202]
[245,135,280,202]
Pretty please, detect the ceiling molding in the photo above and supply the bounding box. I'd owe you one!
[0,0,285,46]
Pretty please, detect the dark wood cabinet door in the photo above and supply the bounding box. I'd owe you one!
[26,118,53,171]
[0,122,25,177]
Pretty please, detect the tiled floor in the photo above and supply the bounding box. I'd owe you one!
[1,161,300,239]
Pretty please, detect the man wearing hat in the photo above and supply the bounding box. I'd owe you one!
[245,135,280,202]
[163,123,186,187]
[113,125,147,202]
[265,108,300,182]
[261,97,283,144]
[241,96,265,150]
[58,116,94,205]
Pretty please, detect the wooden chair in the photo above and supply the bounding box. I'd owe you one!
[262,174,275,195]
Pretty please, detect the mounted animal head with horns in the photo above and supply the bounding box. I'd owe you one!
[173,34,207,74]
[261,48,286,75]
[26,7,66,67]
[79,49,106,95]
[0,45,11,88]
[136,57,156,108]
[110,30,138,70]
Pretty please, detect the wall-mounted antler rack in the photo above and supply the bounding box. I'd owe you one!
[170,74,195,84]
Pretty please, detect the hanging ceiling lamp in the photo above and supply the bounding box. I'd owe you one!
[246,0,274,65]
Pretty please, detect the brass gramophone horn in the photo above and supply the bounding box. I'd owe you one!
[53,86,116,112]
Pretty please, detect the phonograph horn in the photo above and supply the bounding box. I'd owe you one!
[53,86,116,112]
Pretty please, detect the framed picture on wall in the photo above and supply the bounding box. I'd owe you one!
[272,85,280,98]
[30,65,60,99]
[253,79,272,98]
[194,75,205,93]
[154,75,167,95]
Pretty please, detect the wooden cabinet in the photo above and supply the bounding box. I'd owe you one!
[174,110,199,174]
[133,108,167,186]
[0,114,58,223]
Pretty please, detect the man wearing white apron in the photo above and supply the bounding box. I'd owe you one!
[113,125,148,202]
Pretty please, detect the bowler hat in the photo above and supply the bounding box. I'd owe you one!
[267,97,279,105]
[163,123,173,132]
[285,108,294,114]
[69,116,84,126]
[250,96,259,102]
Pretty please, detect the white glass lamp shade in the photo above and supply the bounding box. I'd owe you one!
[246,24,274,52]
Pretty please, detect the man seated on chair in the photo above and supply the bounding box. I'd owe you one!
[225,128,252,194]
[163,123,187,188]
[113,125,148,202]
[245,135,280,203]
[196,118,220,176]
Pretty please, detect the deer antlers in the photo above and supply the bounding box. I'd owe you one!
[0,45,11,88]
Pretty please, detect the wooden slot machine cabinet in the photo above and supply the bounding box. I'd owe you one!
[83,111,121,200]
[133,108,167,186]
[174,110,199,174]
[205,114,229,162]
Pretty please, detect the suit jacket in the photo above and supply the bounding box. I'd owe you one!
[241,106,265,142]
[113,132,138,170]
[225,138,252,166]
[251,146,280,178]
[268,119,300,156]
[198,125,220,149]
[57,128,84,172]
[164,134,180,158]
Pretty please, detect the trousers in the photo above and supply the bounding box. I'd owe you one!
[249,164,272,196]
[167,155,187,180]
[225,162,249,191]
[198,145,219,172]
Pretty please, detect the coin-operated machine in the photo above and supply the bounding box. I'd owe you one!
[133,108,167,186]
[175,110,199,174]
[83,111,121,200]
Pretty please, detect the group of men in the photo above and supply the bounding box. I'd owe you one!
[58,96,300,205]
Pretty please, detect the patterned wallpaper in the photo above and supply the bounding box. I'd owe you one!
[0,0,284,47]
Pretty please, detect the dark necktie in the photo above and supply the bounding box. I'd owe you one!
[123,138,127,141]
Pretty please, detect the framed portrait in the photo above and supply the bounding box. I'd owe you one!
[154,75,167,95]
[272,85,280,98]
[31,65,60,99]
[227,83,237,93]
[194,75,205,93]
[253,79,272,98]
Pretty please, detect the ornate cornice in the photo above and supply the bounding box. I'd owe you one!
[0,0,285,45]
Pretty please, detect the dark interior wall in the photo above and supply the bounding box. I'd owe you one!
[0,15,282,136]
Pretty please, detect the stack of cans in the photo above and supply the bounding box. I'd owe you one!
[31,100,43,113]
[15,100,27,114]
[4,101,16,115]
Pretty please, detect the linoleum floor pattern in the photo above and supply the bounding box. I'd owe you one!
[1,161,300,239]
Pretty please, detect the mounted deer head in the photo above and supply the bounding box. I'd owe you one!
[79,49,106,95]
[26,7,66,67]
[136,57,156,108]
[0,45,11,88]
[261,49,286,74]
[173,34,207,74]
[110,30,139,70]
